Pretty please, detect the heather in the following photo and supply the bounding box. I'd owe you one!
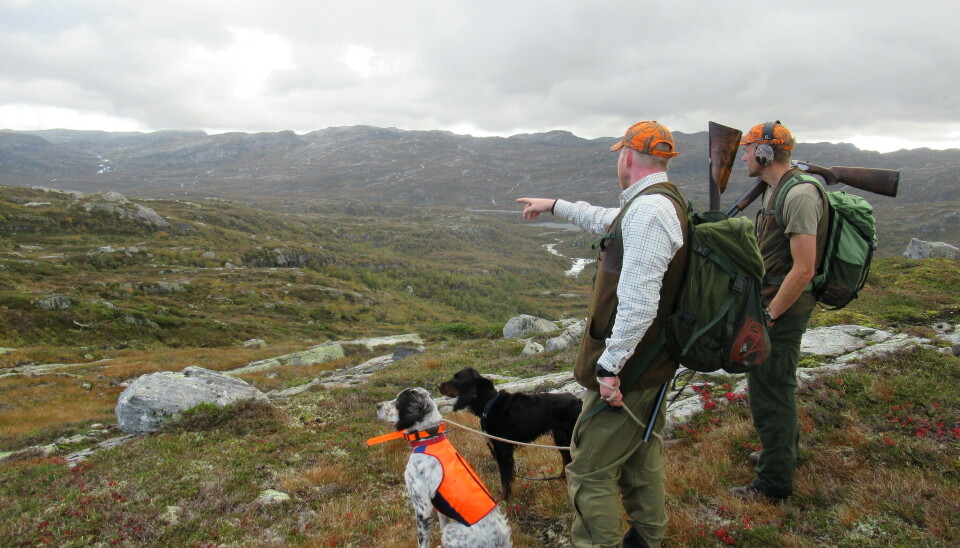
[1,184,958,546]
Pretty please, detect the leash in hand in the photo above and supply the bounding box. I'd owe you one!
[597,378,667,442]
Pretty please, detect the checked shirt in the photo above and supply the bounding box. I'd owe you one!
[553,172,684,375]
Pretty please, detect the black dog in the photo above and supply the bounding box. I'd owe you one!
[438,367,582,500]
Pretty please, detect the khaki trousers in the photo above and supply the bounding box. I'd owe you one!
[567,386,667,548]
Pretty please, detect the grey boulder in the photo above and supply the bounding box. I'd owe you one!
[903,238,960,260]
[503,314,558,339]
[116,366,268,434]
[81,191,170,228]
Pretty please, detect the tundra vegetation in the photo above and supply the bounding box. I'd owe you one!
[0,184,958,547]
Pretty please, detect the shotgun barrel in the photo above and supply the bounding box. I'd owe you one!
[794,161,900,197]
[725,163,901,218]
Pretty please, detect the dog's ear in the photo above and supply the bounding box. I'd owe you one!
[396,388,430,431]
[476,375,495,392]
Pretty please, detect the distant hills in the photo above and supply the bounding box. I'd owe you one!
[2,126,958,207]
[2,126,959,256]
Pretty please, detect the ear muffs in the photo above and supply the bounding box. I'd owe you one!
[756,143,775,166]
[755,120,780,167]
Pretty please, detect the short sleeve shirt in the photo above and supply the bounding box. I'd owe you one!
[764,182,823,235]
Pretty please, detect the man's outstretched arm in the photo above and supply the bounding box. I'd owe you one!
[516,197,557,221]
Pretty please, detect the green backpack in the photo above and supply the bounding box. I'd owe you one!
[774,175,877,309]
[615,189,771,375]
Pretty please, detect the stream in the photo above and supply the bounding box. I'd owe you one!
[544,241,593,277]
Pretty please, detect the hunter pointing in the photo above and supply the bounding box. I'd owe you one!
[517,120,687,548]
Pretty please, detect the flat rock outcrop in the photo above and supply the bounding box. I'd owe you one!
[458,324,935,437]
[36,294,72,310]
[227,334,423,376]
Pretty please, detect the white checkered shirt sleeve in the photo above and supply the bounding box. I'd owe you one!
[553,174,684,374]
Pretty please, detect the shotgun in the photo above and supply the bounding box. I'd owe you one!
[708,122,743,210]
[724,161,901,218]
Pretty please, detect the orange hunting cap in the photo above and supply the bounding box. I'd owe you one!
[740,121,794,150]
[610,120,679,158]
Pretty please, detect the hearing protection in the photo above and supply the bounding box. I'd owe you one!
[755,120,780,167]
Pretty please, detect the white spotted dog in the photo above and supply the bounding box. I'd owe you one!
[370,387,512,548]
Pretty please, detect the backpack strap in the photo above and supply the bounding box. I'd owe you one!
[772,173,825,229]
[763,173,827,288]
[614,187,689,257]
[611,186,689,393]
[579,187,688,426]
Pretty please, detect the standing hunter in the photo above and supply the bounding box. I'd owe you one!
[732,121,828,500]
[517,120,688,548]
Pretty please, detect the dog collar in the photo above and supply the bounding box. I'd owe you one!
[409,433,447,448]
[366,423,446,446]
[480,391,500,431]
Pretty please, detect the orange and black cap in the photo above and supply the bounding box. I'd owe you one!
[740,121,794,150]
[610,120,679,158]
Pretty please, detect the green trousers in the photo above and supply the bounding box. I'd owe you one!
[567,386,667,548]
[746,311,810,498]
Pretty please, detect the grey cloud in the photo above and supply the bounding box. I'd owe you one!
[0,0,957,150]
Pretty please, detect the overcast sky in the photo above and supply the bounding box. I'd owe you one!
[1,1,958,152]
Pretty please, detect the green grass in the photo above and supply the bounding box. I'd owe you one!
[664,347,959,547]
[810,257,960,329]
[0,184,590,351]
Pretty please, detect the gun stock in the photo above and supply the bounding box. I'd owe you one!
[795,161,899,197]
[725,177,765,218]
[708,122,743,210]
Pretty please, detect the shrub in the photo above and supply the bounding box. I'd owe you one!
[166,400,287,436]
[424,321,498,340]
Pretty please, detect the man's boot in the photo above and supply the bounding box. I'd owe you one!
[622,527,650,548]
[748,450,805,467]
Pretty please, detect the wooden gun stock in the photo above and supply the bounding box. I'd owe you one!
[795,162,900,198]
[708,122,743,210]
[725,163,901,218]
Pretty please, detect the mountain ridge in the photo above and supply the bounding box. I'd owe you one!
[3,126,958,209]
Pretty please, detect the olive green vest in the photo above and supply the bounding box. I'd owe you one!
[574,182,689,391]
[755,168,829,315]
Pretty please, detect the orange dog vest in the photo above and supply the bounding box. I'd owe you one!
[413,436,497,526]
[367,425,498,526]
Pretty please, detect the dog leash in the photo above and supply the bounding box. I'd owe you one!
[442,379,664,449]
[440,417,571,450]
[440,418,568,482]
[386,392,663,484]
